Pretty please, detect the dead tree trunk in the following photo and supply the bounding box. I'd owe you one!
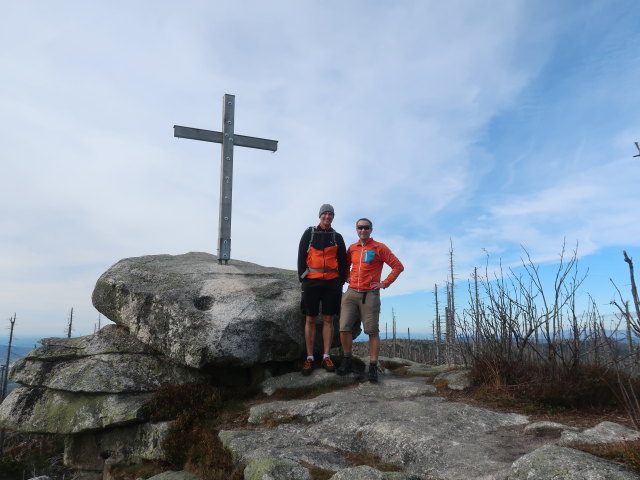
[66,307,74,338]
[392,308,397,358]
[0,313,16,456]
[435,283,441,364]
[474,266,481,355]
[1,314,16,400]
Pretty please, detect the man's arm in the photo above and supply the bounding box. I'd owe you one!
[336,233,348,283]
[297,228,312,280]
[379,244,404,288]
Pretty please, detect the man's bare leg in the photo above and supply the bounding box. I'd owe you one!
[305,315,317,357]
[322,314,333,356]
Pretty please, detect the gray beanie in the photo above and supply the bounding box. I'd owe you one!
[319,203,335,217]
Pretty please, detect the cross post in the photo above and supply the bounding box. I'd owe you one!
[174,94,278,264]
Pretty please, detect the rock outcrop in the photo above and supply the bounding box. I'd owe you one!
[0,324,207,434]
[222,377,532,479]
[218,369,640,480]
[0,324,210,478]
[92,252,305,368]
[509,444,639,479]
[560,420,640,445]
[3,253,639,480]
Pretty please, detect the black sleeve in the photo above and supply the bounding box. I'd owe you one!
[297,228,311,281]
[336,233,348,283]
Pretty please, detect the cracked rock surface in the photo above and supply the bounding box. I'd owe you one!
[221,373,640,479]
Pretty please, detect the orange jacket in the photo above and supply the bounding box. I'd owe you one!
[346,238,404,291]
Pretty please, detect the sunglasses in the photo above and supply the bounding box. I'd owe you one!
[356,225,371,230]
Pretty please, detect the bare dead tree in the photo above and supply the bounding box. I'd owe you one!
[611,280,638,357]
[473,266,481,355]
[434,283,442,364]
[445,283,452,364]
[0,313,17,456]
[623,250,640,336]
[448,240,457,364]
[392,308,397,358]
[1,313,16,400]
[66,307,74,338]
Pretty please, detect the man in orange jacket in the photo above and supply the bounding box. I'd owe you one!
[337,217,404,382]
[297,204,348,376]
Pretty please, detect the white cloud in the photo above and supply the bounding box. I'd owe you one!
[1,1,639,337]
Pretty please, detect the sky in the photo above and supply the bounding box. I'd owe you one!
[1,0,639,342]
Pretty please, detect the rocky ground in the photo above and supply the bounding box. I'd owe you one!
[215,357,640,480]
[3,253,638,480]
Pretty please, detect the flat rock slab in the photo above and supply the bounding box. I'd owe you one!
[92,252,305,368]
[0,386,152,434]
[244,456,312,480]
[433,369,472,390]
[329,466,419,480]
[524,421,578,437]
[11,352,208,393]
[560,420,640,445]
[26,324,155,360]
[509,444,639,479]
[260,369,359,396]
[366,357,452,378]
[145,472,199,480]
[10,325,208,393]
[221,377,530,479]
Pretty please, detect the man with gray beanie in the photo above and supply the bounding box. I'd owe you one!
[297,204,348,376]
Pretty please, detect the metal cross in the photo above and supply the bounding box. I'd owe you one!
[174,94,278,264]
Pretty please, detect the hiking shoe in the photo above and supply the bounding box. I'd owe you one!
[321,357,336,372]
[302,358,313,376]
[337,356,352,376]
[368,364,378,383]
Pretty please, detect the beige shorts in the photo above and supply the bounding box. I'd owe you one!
[339,288,381,335]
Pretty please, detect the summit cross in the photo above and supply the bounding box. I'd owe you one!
[174,94,278,264]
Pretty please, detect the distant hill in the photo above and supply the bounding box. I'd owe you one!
[0,344,34,361]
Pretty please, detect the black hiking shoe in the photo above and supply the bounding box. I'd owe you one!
[302,358,313,376]
[337,356,352,376]
[368,364,378,383]
[321,357,336,372]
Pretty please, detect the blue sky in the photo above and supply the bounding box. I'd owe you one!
[1,1,639,340]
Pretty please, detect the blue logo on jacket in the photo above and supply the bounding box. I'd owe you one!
[363,250,375,263]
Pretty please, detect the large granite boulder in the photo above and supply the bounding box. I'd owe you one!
[92,252,305,368]
[0,325,209,436]
[0,324,213,477]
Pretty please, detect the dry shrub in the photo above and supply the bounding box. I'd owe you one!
[0,434,68,480]
[470,356,623,412]
[147,383,249,480]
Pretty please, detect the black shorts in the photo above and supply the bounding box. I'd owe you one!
[301,285,342,316]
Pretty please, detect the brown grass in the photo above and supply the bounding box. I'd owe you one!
[573,440,640,473]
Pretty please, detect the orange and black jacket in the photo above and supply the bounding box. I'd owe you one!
[297,225,348,287]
